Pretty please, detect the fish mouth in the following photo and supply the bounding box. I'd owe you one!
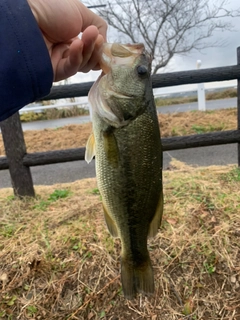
[100,43,145,74]
[89,43,147,128]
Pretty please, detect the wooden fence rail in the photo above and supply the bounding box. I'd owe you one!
[1,47,240,197]
[0,130,240,170]
[42,64,240,101]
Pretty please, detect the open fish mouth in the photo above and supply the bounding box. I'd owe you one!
[100,43,145,74]
[88,42,150,128]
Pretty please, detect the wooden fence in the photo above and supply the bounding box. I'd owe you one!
[1,47,240,197]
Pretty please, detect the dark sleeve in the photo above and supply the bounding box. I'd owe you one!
[0,0,53,121]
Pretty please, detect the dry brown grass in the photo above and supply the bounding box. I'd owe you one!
[159,108,237,137]
[0,160,240,319]
[20,106,89,123]
[0,108,237,156]
[0,123,92,156]
[155,88,237,107]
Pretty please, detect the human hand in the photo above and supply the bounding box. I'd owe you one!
[27,0,107,81]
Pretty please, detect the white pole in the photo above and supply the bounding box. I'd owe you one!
[196,60,206,111]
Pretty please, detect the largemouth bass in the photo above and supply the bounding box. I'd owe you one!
[85,43,163,299]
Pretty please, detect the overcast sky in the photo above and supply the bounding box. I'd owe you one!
[69,0,240,94]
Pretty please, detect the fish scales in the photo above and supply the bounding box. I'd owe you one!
[85,43,163,299]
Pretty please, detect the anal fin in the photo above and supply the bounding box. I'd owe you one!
[148,190,164,238]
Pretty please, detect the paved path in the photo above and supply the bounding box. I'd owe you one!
[0,98,238,189]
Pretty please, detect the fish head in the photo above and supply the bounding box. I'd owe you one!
[89,43,152,128]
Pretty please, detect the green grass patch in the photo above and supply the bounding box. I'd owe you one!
[33,189,72,211]
[220,167,240,182]
[191,123,225,134]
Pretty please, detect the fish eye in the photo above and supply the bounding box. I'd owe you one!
[137,65,148,76]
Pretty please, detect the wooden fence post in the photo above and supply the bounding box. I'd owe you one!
[237,47,240,167]
[0,112,35,197]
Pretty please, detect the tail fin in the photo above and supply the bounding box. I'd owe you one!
[121,257,154,300]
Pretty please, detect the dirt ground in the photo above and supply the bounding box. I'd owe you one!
[0,108,237,156]
[0,160,239,319]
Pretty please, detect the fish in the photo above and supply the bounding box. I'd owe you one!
[85,43,163,299]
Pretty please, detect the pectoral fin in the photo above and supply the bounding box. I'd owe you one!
[148,190,164,238]
[103,203,119,238]
[103,129,119,168]
[85,133,95,163]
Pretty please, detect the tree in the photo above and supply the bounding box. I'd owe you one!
[88,0,240,74]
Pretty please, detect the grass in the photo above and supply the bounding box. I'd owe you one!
[155,88,237,107]
[0,160,240,319]
[20,105,88,122]
[191,123,225,134]
[32,189,72,211]
[159,108,236,138]
[155,96,197,107]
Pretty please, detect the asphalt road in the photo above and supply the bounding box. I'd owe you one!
[0,98,238,189]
